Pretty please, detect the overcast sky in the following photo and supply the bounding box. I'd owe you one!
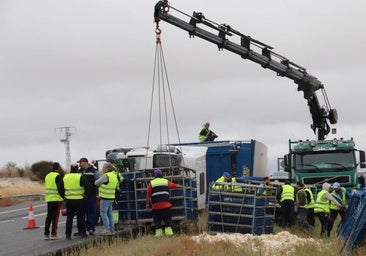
[1,0,366,173]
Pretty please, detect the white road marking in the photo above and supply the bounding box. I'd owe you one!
[0,220,15,224]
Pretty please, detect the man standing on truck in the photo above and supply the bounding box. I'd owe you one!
[44,162,64,240]
[146,169,181,237]
[199,122,218,142]
[78,157,99,236]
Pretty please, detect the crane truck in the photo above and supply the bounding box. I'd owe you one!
[154,1,366,190]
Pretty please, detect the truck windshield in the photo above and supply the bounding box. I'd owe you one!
[295,151,355,173]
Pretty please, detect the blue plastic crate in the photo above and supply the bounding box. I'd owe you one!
[186,209,198,219]
[170,189,184,197]
[241,207,265,216]
[337,190,365,240]
[185,199,197,208]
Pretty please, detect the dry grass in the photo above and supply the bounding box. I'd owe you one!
[70,229,365,256]
[0,177,44,207]
[65,212,366,256]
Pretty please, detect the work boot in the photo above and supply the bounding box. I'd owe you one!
[165,227,174,236]
[155,228,163,237]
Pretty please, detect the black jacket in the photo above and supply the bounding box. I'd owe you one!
[82,165,98,196]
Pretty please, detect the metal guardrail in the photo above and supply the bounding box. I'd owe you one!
[3,194,45,201]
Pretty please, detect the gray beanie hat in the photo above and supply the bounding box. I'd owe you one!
[103,162,115,171]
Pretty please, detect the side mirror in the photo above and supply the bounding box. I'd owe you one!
[359,150,365,163]
[284,154,291,172]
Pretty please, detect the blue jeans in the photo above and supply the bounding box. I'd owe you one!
[84,195,97,232]
[100,199,114,232]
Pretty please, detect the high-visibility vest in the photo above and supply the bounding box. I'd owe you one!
[151,178,170,204]
[330,188,347,210]
[212,177,242,192]
[304,188,315,208]
[98,172,119,199]
[112,165,123,183]
[45,172,63,202]
[257,183,267,195]
[314,190,330,213]
[199,128,209,142]
[280,184,295,202]
[63,173,84,200]
[231,178,242,192]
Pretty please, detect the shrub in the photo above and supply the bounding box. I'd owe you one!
[30,161,53,181]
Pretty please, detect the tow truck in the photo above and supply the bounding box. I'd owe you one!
[154,1,365,189]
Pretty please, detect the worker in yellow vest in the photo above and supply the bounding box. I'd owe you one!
[277,180,295,228]
[295,182,312,231]
[199,122,218,142]
[63,164,89,240]
[314,182,343,237]
[257,176,270,195]
[212,172,242,192]
[328,182,351,234]
[146,169,181,237]
[44,162,64,240]
[95,163,119,236]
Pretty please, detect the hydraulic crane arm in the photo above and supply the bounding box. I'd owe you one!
[154,1,337,140]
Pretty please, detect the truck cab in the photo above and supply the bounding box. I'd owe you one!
[284,138,365,190]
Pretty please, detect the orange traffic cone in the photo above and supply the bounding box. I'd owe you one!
[24,203,39,229]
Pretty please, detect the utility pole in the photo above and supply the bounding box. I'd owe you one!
[55,126,76,169]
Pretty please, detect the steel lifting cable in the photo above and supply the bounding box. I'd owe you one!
[145,23,184,172]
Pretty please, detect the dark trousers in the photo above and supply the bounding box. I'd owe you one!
[153,207,172,230]
[44,201,62,236]
[65,199,86,237]
[307,208,315,227]
[297,208,311,230]
[329,209,346,233]
[315,212,333,237]
[280,200,295,228]
[84,195,97,232]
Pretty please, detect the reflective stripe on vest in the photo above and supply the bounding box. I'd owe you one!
[99,172,119,199]
[212,177,242,192]
[45,172,63,202]
[63,173,84,200]
[212,176,226,190]
[330,188,346,210]
[281,184,295,202]
[151,178,169,204]
[314,190,330,213]
[231,178,243,192]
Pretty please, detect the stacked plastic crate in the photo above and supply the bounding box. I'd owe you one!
[338,190,366,254]
[207,182,277,235]
[116,167,198,226]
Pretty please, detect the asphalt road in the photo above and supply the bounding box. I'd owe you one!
[0,201,107,256]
